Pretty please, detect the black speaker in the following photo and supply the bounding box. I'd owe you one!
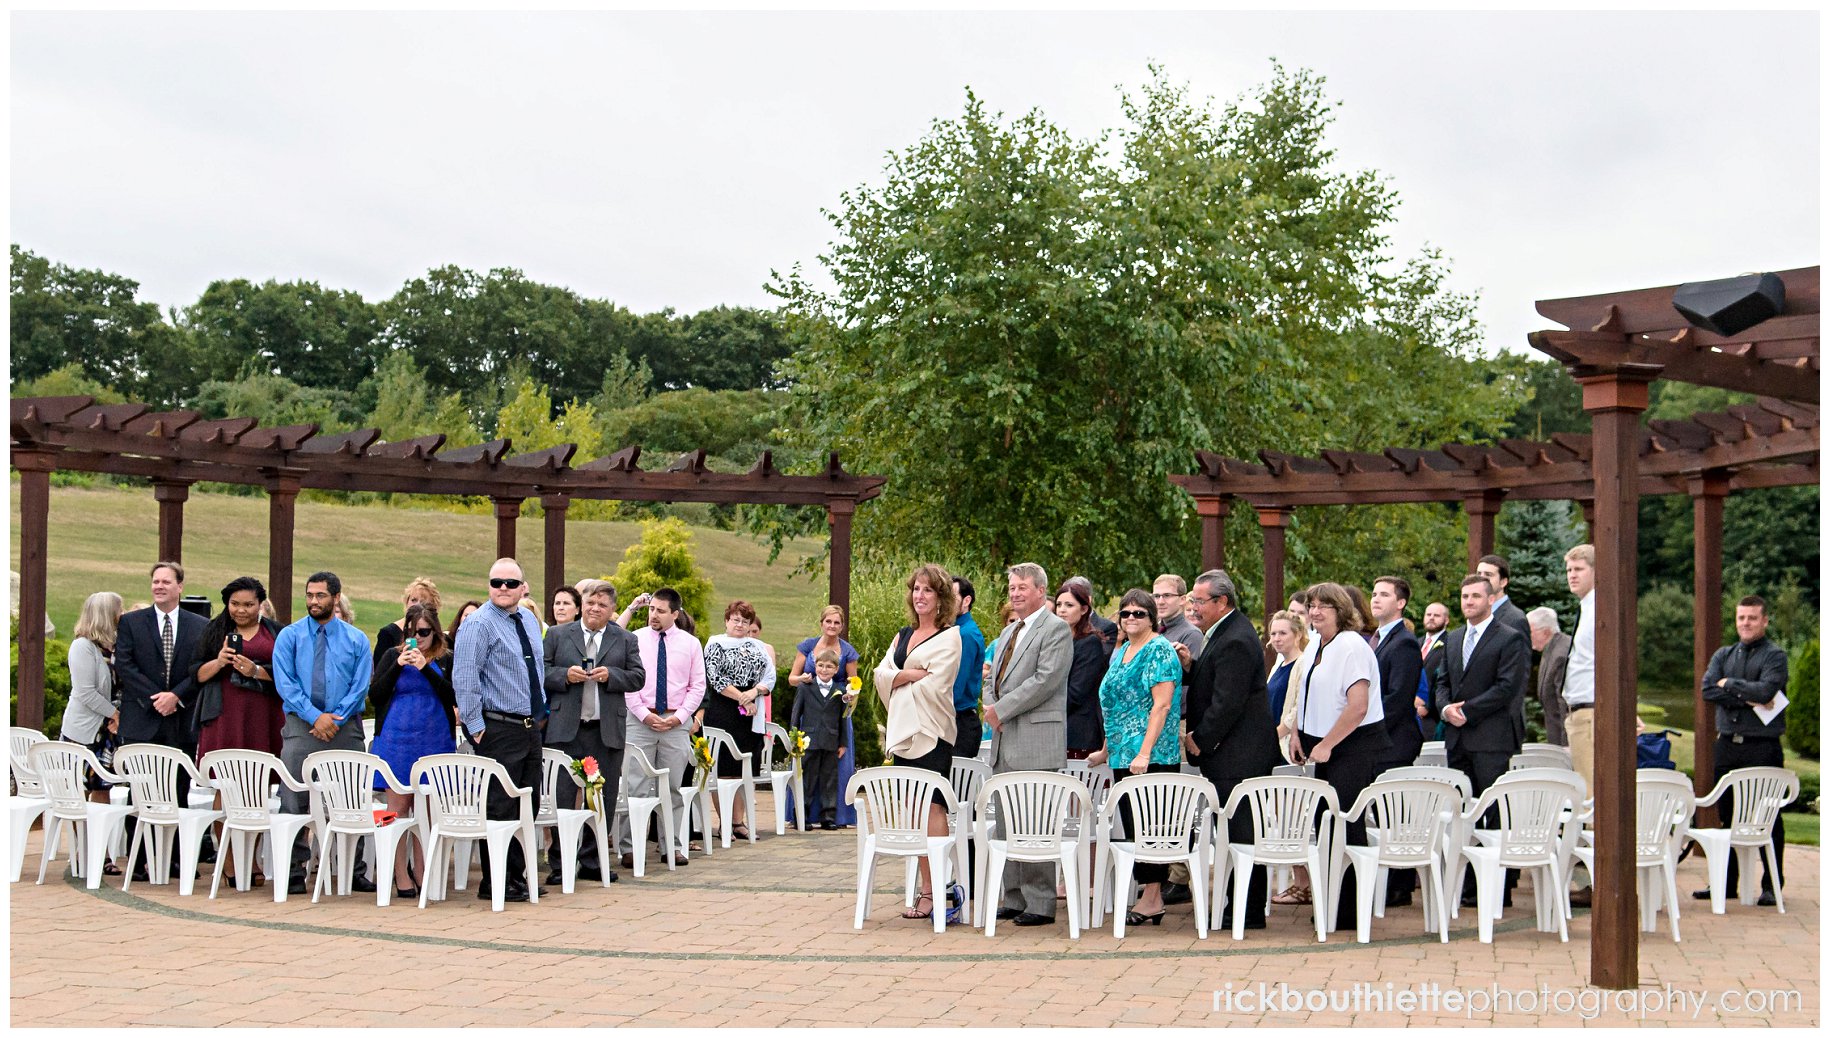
[178,594,213,619]
[1672,273,1785,337]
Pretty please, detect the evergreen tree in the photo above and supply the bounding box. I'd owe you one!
[1495,498,1580,625]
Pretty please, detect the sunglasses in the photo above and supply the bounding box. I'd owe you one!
[412,628,436,639]
[1117,609,1151,620]
[489,578,524,590]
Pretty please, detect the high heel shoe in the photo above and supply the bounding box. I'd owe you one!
[1125,910,1166,926]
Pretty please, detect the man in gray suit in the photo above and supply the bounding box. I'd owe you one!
[983,562,1074,927]
[542,578,645,884]
[1527,606,1571,747]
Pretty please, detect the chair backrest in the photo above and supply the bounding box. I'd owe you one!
[626,744,665,781]
[1510,751,1574,772]
[761,723,788,773]
[977,771,1088,856]
[1059,759,1114,814]
[1522,742,1573,761]
[114,743,202,823]
[411,753,515,839]
[537,748,574,823]
[701,726,753,780]
[1497,765,1587,803]
[948,757,991,819]
[1414,742,1449,767]
[1229,776,1339,861]
[27,741,103,818]
[1352,779,1458,865]
[201,750,296,828]
[304,750,396,833]
[1717,766,1799,840]
[1471,778,1575,864]
[1635,780,1694,863]
[1377,765,1472,804]
[847,766,960,854]
[10,727,50,796]
[1104,773,1216,855]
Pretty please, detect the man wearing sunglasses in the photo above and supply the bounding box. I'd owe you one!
[452,558,551,903]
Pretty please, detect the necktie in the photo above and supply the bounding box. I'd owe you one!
[311,623,328,709]
[993,618,1026,693]
[1420,636,1432,661]
[653,630,670,714]
[161,612,175,688]
[510,612,547,721]
[1462,626,1480,669]
[581,629,601,721]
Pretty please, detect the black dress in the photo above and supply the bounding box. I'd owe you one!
[701,635,774,778]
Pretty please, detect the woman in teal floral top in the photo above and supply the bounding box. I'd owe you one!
[1089,588,1183,924]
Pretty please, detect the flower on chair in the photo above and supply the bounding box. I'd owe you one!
[568,756,607,813]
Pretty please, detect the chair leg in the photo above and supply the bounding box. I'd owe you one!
[983,847,1008,937]
[1473,858,1498,944]
[1190,850,1209,940]
[122,824,146,892]
[1702,840,1730,914]
[853,851,876,929]
[927,848,949,935]
[1764,842,1785,913]
[1231,850,1252,941]
[1090,842,1110,930]
[1060,851,1081,940]
[1112,854,1135,939]
[904,857,920,908]
[593,820,613,888]
[485,837,510,912]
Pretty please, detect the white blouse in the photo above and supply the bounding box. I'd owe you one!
[1297,632,1384,739]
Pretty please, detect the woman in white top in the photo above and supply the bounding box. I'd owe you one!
[1289,582,1390,932]
[62,591,125,815]
[872,563,963,922]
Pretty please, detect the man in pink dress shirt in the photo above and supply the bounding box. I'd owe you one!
[617,587,706,868]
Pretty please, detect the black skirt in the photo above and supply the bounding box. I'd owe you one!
[893,738,954,805]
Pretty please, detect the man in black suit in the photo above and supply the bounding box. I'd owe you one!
[114,561,209,877]
[1477,554,1531,642]
[1183,569,1282,930]
[542,578,644,885]
[1435,573,1530,906]
[1369,576,1424,906]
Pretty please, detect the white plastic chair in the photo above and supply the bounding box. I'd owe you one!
[1687,766,1798,915]
[1092,773,1217,938]
[410,753,541,911]
[28,741,134,889]
[200,750,315,903]
[9,728,51,882]
[303,750,422,907]
[700,727,759,848]
[1510,750,1575,771]
[974,771,1090,938]
[762,723,807,835]
[1414,741,1448,768]
[536,748,613,894]
[1059,759,1114,913]
[677,758,715,861]
[1615,776,1694,941]
[114,744,223,897]
[1522,742,1574,765]
[847,766,968,935]
[612,745,678,878]
[1457,778,1574,943]
[1566,768,1692,895]
[912,757,991,918]
[1333,778,1457,943]
[1214,776,1339,942]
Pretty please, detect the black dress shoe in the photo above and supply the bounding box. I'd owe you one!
[1218,913,1267,930]
[1568,888,1592,908]
[546,868,566,886]
[351,875,377,894]
[395,886,421,900]
[1692,887,1725,901]
[995,907,1023,921]
[603,869,618,883]
[1757,890,1777,907]
[822,821,839,831]
[576,863,603,882]
[1013,912,1055,927]
[288,877,308,896]
[1161,881,1193,906]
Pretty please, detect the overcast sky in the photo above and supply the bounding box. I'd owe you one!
[9,9,1820,357]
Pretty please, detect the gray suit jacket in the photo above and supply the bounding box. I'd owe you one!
[543,620,644,749]
[985,607,1073,772]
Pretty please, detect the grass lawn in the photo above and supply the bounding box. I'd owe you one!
[11,483,832,661]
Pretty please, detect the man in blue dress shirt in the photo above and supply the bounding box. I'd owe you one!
[273,570,373,895]
[950,575,987,759]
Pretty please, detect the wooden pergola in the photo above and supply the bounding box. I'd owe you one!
[1172,266,1818,989]
[10,396,885,729]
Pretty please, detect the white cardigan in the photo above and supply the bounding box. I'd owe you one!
[873,625,963,761]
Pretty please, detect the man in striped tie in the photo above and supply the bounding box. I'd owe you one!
[114,561,208,880]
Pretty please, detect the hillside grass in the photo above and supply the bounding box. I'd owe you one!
[10,484,832,661]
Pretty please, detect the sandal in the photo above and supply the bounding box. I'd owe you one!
[902,891,935,920]
[102,861,123,877]
[1271,884,1312,906]
[731,824,752,840]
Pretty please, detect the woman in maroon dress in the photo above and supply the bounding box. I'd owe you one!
[193,575,285,759]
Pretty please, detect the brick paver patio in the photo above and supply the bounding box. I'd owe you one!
[8,794,1818,1027]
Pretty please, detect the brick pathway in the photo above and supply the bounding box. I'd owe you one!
[9,797,1818,1026]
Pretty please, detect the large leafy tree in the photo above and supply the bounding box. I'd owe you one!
[764,67,1509,595]
[180,278,383,391]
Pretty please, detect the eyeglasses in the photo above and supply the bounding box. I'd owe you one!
[412,628,436,638]
[489,578,524,590]
[1117,609,1151,620]
[1151,592,1180,600]
[1187,595,1217,606]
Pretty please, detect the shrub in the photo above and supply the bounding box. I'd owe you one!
[8,620,72,736]
[1786,638,1819,760]
[606,517,715,634]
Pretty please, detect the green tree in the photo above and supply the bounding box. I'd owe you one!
[1496,499,1580,620]
[191,369,360,430]
[1492,355,1588,440]
[606,518,715,632]
[763,67,1509,592]
[179,278,383,391]
[1786,638,1818,759]
[15,362,127,404]
[597,388,780,459]
[366,351,482,447]
[675,306,793,391]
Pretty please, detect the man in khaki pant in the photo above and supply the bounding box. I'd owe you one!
[1561,545,1597,791]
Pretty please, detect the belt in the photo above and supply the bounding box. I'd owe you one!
[1567,703,1594,712]
[483,709,537,728]
[1726,733,1777,745]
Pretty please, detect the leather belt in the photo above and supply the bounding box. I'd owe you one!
[483,710,536,728]
[1567,703,1594,712]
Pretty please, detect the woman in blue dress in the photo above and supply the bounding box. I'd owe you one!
[1088,588,1184,926]
[368,603,457,899]
[786,605,861,827]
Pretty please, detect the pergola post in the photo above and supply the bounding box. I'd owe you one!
[1577,498,1596,538]
[1689,470,1731,826]
[13,449,56,730]
[492,497,522,561]
[1256,506,1291,626]
[264,470,303,625]
[1463,491,1503,571]
[827,499,856,631]
[153,478,192,564]
[1577,366,1658,991]
[1195,494,1230,573]
[542,493,570,624]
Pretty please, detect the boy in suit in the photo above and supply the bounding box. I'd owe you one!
[790,649,850,829]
